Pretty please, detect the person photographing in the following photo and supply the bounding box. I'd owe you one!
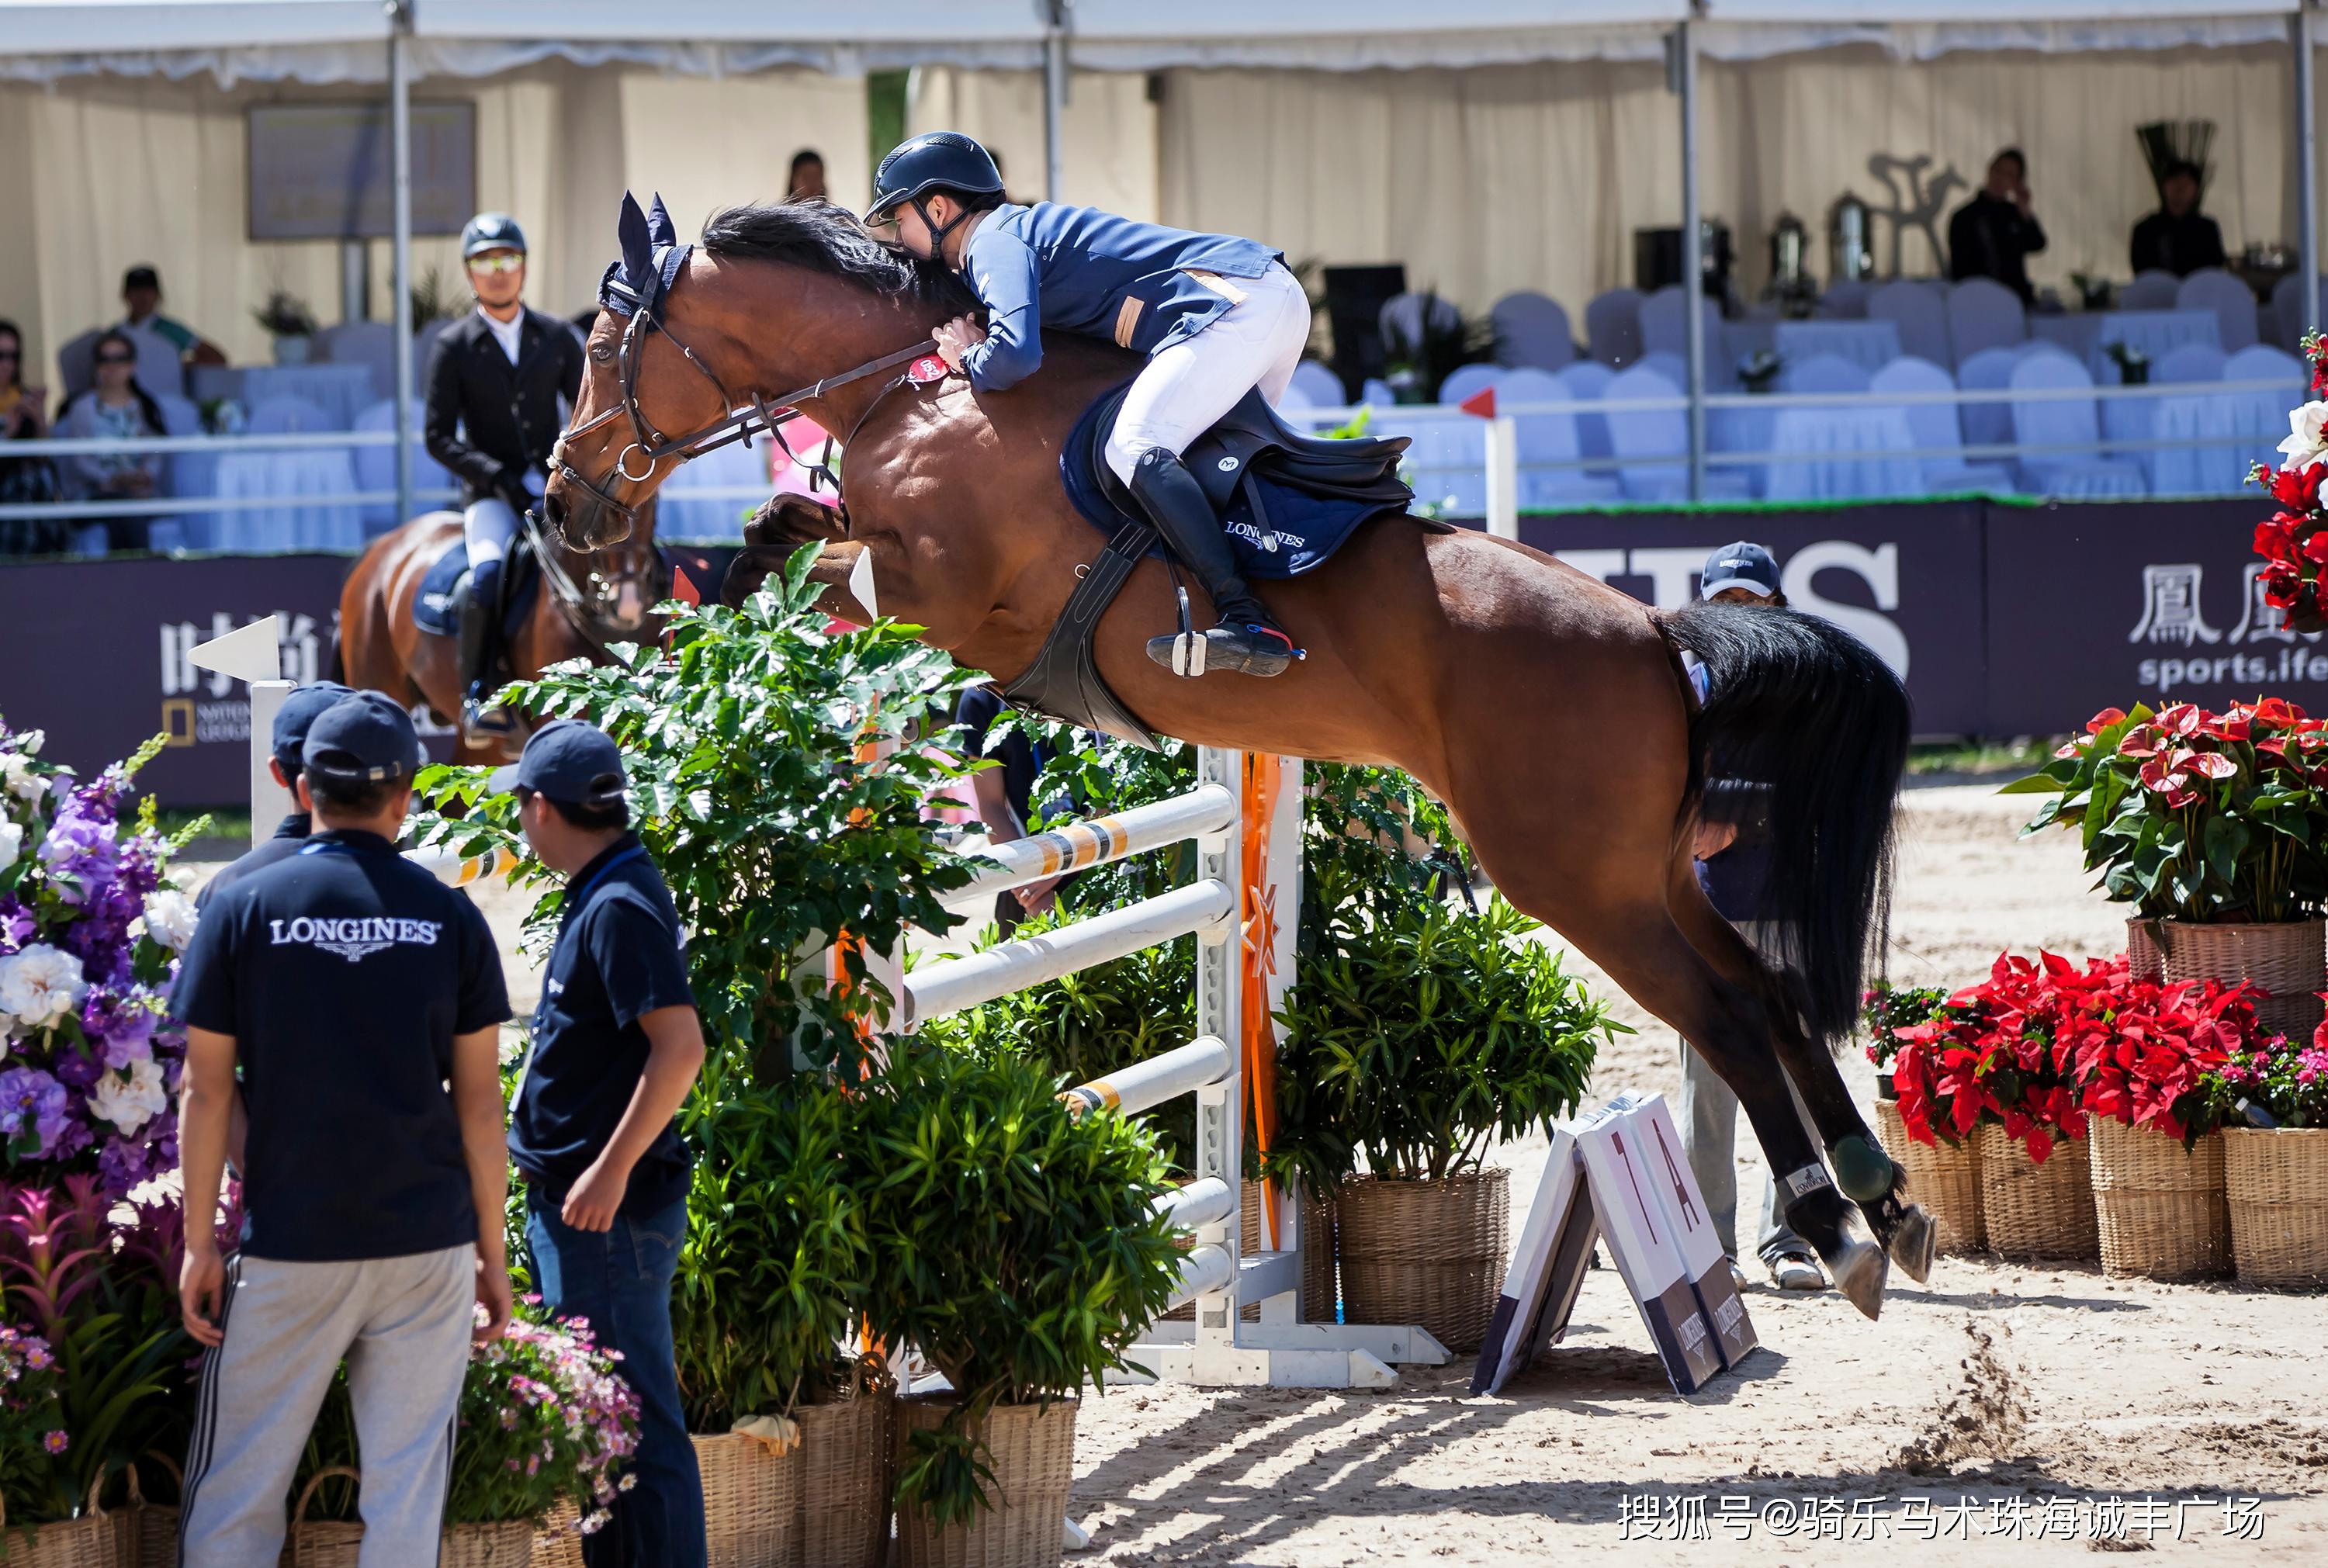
[495,721,708,1568]
[170,692,513,1566]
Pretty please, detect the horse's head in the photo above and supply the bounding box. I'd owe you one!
[546,193,751,553]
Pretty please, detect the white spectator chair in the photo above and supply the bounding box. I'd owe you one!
[1584,288,1644,368]
[1359,377,1395,407]
[1639,351,1687,391]
[1488,291,1575,371]
[246,395,341,434]
[1497,367,1620,507]
[1639,286,1721,362]
[1271,382,1315,415]
[412,317,451,386]
[1288,359,1345,408]
[352,398,454,531]
[1869,355,2014,495]
[2178,268,2260,354]
[2007,349,2146,497]
[1373,405,1484,516]
[1436,364,1503,408]
[1554,360,1616,471]
[1818,279,1871,319]
[152,392,214,550]
[317,322,396,407]
[56,328,104,400]
[1775,351,1872,398]
[2222,343,2310,475]
[2120,271,2181,312]
[1378,292,1462,360]
[657,434,771,541]
[1601,365,1751,504]
[1955,346,2027,460]
[2270,272,2328,352]
[2153,342,2229,383]
[1947,277,2028,367]
[1869,279,1955,369]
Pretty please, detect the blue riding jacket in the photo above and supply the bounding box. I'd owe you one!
[955,202,1284,393]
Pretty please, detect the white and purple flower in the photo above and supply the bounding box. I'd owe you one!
[88,1057,168,1136]
[0,943,87,1031]
[141,888,199,952]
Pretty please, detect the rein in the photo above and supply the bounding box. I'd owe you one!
[521,510,667,659]
[552,288,935,531]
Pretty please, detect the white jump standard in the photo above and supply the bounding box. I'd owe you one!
[904,746,1448,1391]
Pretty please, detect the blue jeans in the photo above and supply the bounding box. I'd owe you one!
[525,1191,705,1568]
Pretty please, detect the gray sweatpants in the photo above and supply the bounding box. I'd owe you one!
[1677,918,1818,1265]
[179,1244,476,1568]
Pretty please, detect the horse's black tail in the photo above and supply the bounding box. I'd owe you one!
[1661,600,1911,1051]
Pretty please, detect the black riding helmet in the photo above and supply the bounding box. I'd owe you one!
[462,212,528,258]
[868,132,1006,251]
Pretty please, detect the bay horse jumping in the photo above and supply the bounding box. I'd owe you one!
[336,506,666,762]
[542,198,1930,1316]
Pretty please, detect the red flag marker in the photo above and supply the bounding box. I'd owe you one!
[1458,386,1498,419]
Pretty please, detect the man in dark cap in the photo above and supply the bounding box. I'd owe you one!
[196,680,351,909]
[119,264,225,367]
[171,692,514,1567]
[493,719,705,1568]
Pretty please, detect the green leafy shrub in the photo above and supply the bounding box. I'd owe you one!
[855,1043,1180,1528]
[414,543,976,1072]
[674,1075,870,1425]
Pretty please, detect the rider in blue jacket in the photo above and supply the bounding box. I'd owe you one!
[870,131,1311,678]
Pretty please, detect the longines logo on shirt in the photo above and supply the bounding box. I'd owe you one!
[268,916,444,964]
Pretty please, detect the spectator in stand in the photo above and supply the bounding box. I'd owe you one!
[2130,161,2227,280]
[120,265,226,367]
[0,319,65,552]
[1947,148,2048,306]
[54,329,165,552]
[787,149,827,203]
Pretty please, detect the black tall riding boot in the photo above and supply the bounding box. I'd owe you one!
[1127,448,1300,678]
[459,562,515,738]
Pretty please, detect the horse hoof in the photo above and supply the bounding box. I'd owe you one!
[1889,1203,1938,1285]
[1831,1211,1890,1321]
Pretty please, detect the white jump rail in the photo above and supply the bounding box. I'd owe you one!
[903,749,1447,1391]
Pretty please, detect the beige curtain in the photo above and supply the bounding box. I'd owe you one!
[906,67,1159,220]
[0,64,868,395]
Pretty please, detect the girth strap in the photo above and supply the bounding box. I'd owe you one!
[997,517,1162,750]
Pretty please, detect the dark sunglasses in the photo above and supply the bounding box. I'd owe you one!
[95,353,134,365]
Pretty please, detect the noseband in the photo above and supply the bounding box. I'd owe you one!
[553,288,936,533]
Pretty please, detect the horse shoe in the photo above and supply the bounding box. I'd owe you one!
[1827,1203,1891,1321]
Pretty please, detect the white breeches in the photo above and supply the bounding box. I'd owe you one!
[1103,261,1311,486]
[463,497,518,573]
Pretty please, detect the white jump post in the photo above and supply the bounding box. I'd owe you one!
[902,746,1448,1391]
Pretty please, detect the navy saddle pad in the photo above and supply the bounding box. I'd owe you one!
[1058,382,1420,579]
[411,538,543,639]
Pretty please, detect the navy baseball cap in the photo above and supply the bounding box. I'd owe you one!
[487,720,629,808]
[300,692,422,784]
[271,682,352,771]
[1700,542,1781,600]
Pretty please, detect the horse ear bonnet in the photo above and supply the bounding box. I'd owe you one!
[599,190,693,319]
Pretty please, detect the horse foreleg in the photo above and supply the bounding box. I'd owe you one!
[721,538,873,624]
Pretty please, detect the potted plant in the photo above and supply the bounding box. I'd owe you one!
[2245,329,2328,635]
[2211,1030,2328,1287]
[2009,700,2328,1040]
[857,1042,1181,1568]
[0,1320,120,1566]
[2049,960,2253,1280]
[1862,981,1986,1254]
[1275,857,1611,1353]
[1886,953,2098,1261]
[251,289,320,365]
[674,1075,891,1568]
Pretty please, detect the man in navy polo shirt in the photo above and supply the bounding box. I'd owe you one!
[171,692,514,1568]
[195,679,349,909]
[494,720,706,1568]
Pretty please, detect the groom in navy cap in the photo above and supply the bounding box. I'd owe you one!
[494,719,706,1568]
[196,680,351,909]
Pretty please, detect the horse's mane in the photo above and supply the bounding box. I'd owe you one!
[699,199,976,313]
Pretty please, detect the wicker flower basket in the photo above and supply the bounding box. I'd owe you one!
[2225,1126,2328,1287]
[792,1386,894,1568]
[695,1430,799,1568]
[2126,917,2164,982]
[2157,918,2326,1044]
[528,1501,584,1568]
[0,1480,123,1568]
[124,1451,181,1568]
[2087,1118,2231,1280]
[1974,1123,2098,1261]
[279,1468,534,1568]
[1872,1099,1984,1253]
[1299,1180,1338,1324]
[892,1396,1078,1568]
[1335,1168,1509,1353]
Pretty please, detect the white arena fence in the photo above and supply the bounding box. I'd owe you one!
[210,623,1444,1392]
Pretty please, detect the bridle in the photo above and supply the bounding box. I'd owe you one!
[551,268,937,535]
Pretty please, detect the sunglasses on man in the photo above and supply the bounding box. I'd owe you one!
[467,254,525,276]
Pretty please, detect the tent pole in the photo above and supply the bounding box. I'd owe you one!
[1044,2,1068,202]
[2302,2,2321,341]
[390,3,416,531]
[1678,19,1705,502]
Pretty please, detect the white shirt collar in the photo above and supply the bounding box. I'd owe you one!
[479,306,525,365]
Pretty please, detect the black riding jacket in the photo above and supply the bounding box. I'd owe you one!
[423,306,585,510]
